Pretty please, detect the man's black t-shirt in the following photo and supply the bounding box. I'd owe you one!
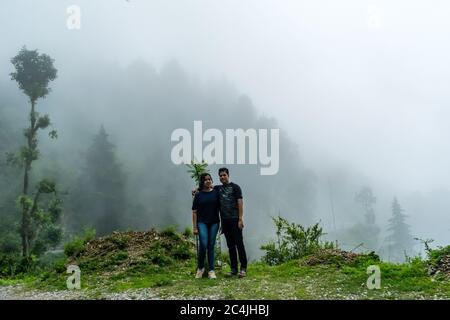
[192,189,220,224]
[214,182,243,220]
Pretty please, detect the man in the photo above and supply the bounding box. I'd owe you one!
[214,167,248,277]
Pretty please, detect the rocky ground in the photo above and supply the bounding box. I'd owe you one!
[0,285,225,300]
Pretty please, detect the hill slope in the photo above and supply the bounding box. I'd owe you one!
[1,229,449,300]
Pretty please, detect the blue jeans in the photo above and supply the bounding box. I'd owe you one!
[197,222,219,271]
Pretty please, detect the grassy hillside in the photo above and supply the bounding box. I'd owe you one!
[1,227,449,300]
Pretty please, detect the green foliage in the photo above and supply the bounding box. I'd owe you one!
[171,241,194,260]
[10,46,57,102]
[37,179,56,194]
[261,216,332,265]
[182,227,193,238]
[161,225,181,241]
[144,242,175,267]
[110,236,129,250]
[427,245,450,274]
[9,47,61,259]
[0,253,22,276]
[15,181,64,256]
[385,198,414,262]
[186,160,209,184]
[112,251,129,263]
[64,228,96,258]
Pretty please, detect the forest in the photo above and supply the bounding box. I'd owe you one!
[0,46,449,300]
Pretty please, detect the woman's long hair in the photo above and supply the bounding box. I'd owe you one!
[199,173,212,191]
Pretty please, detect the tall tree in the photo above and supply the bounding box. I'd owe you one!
[386,197,414,262]
[9,47,62,258]
[354,186,380,251]
[355,186,376,225]
[72,126,127,236]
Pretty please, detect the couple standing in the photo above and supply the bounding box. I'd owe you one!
[192,167,248,279]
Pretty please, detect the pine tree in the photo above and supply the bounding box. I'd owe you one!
[72,126,127,236]
[386,197,414,262]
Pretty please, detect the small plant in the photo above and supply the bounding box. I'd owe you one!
[112,251,129,264]
[261,216,331,265]
[161,226,180,240]
[110,236,128,250]
[186,160,209,184]
[182,227,193,238]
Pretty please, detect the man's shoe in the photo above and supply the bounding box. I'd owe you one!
[208,271,217,279]
[225,270,238,277]
[238,268,247,278]
[195,268,205,279]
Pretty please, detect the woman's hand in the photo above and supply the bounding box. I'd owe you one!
[238,219,244,230]
[193,227,199,235]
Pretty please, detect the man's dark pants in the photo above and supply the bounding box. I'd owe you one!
[221,218,247,272]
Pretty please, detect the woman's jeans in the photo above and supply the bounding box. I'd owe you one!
[197,222,219,271]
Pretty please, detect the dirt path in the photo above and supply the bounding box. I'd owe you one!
[0,285,162,300]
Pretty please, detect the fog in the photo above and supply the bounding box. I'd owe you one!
[1,0,449,260]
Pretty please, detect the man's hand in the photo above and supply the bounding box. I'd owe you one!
[238,219,244,230]
[193,227,199,235]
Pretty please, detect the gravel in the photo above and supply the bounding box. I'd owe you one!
[0,285,163,300]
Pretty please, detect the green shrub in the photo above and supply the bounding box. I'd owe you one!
[182,227,193,238]
[427,245,450,267]
[109,236,128,250]
[261,216,332,265]
[144,242,174,267]
[64,228,96,257]
[171,242,194,260]
[0,253,23,276]
[112,251,129,264]
[161,226,181,241]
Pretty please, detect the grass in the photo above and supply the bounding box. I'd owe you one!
[2,258,449,299]
[1,228,449,300]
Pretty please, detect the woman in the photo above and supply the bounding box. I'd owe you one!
[192,173,220,279]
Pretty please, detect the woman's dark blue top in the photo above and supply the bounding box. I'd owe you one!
[192,189,220,224]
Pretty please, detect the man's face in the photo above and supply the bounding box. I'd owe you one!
[219,171,229,184]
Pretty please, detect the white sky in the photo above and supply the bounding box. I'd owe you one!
[1,0,450,194]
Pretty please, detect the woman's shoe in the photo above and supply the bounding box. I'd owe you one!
[195,268,205,279]
[208,271,217,279]
[238,268,247,278]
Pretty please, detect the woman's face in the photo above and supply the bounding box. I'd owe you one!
[203,175,212,189]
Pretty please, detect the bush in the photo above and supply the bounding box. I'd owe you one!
[112,251,129,264]
[161,225,181,241]
[182,227,193,238]
[144,242,174,267]
[427,245,450,276]
[109,236,129,250]
[64,228,96,257]
[261,216,333,265]
[0,253,23,276]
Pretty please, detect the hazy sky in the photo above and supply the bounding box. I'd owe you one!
[1,0,449,197]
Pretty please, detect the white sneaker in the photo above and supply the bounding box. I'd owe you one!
[195,268,205,279]
[208,271,217,279]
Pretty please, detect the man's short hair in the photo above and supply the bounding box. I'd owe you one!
[218,167,229,176]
